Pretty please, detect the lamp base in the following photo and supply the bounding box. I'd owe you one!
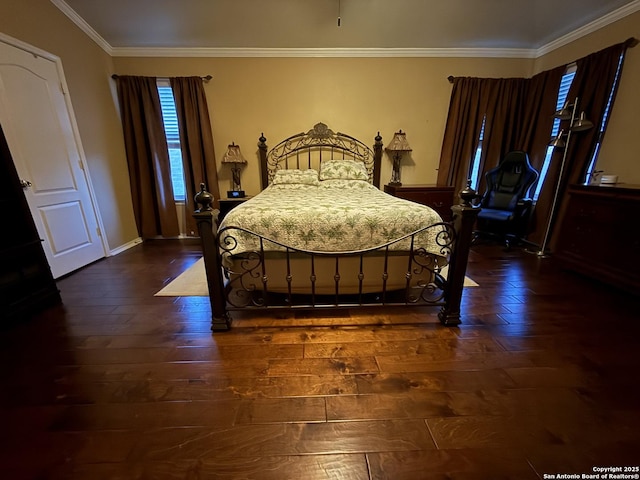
[227,190,245,199]
[388,181,402,186]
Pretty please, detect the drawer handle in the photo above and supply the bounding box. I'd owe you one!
[432,202,444,208]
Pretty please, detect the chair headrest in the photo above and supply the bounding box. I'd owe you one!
[501,151,529,166]
[498,151,532,175]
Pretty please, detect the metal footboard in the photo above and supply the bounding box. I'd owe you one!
[217,223,455,310]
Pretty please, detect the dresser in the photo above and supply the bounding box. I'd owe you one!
[555,183,640,295]
[383,184,456,221]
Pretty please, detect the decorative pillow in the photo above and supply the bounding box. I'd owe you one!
[272,168,319,186]
[320,179,374,190]
[319,160,369,181]
[269,183,315,191]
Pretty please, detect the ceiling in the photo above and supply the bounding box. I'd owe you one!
[55,0,640,56]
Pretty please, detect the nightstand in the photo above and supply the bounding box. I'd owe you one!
[218,196,252,222]
[384,184,455,221]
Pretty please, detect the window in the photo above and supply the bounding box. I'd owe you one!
[583,52,625,182]
[157,80,186,201]
[532,65,576,201]
[469,116,486,191]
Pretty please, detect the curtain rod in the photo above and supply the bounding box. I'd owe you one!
[111,74,213,82]
[446,37,638,84]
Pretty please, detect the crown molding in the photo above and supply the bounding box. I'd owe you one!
[536,0,640,57]
[51,0,113,55]
[109,46,536,58]
[52,0,640,60]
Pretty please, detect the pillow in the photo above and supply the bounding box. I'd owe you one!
[320,179,375,190]
[272,168,319,186]
[319,159,369,181]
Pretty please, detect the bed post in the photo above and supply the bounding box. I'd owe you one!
[193,184,231,331]
[373,132,383,188]
[438,182,480,326]
[258,133,269,190]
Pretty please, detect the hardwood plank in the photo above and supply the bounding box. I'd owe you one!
[64,360,272,382]
[375,350,539,373]
[303,336,505,359]
[367,449,539,479]
[426,415,565,450]
[326,392,455,420]
[49,400,241,430]
[354,369,517,394]
[327,387,591,420]
[48,454,370,480]
[267,357,380,376]
[126,420,437,460]
[235,396,327,424]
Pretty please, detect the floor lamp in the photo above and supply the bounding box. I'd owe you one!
[535,97,593,257]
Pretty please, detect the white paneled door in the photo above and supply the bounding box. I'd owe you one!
[0,37,106,278]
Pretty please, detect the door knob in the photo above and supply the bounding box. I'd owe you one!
[20,179,32,189]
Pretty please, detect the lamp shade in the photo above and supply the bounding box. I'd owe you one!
[553,102,573,120]
[221,142,247,164]
[385,130,412,153]
[570,112,594,132]
[548,129,566,148]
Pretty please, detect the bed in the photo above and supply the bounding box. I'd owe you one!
[193,123,479,331]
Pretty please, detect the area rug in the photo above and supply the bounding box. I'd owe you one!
[155,257,478,297]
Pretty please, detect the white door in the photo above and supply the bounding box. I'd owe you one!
[0,38,106,278]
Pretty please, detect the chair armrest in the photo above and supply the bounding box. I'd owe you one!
[514,198,534,218]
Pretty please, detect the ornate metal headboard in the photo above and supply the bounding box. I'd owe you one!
[258,122,383,190]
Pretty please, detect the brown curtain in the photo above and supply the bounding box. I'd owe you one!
[437,71,562,201]
[515,66,567,244]
[437,77,487,193]
[472,77,528,196]
[438,40,632,246]
[546,41,631,248]
[566,42,630,185]
[514,66,566,167]
[170,77,220,236]
[115,75,180,239]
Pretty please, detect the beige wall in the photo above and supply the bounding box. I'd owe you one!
[1,0,638,256]
[114,56,532,195]
[0,0,138,252]
[535,11,640,185]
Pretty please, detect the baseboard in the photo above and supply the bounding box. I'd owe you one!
[109,237,143,256]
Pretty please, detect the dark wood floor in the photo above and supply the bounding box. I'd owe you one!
[1,240,639,479]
